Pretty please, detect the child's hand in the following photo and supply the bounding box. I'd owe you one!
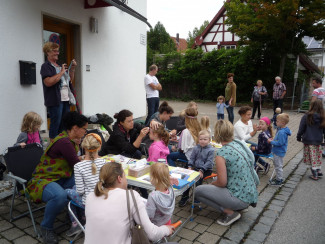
[170,177,179,186]
[199,171,204,179]
[267,138,273,143]
[251,146,256,151]
[166,225,175,235]
[171,145,177,152]
[20,142,26,148]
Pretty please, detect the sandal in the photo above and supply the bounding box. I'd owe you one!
[309,175,318,181]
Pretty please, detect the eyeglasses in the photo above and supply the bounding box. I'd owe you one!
[80,127,87,133]
[51,49,60,53]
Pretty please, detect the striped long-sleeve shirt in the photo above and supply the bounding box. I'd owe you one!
[74,158,107,205]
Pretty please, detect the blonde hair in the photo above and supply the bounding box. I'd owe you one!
[257,80,263,85]
[95,162,124,199]
[277,113,289,125]
[21,112,43,133]
[200,116,210,131]
[217,95,225,102]
[180,101,198,117]
[185,107,201,143]
[275,108,281,114]
[214,120,234,143]
[150,163,171,190]
[152,124,170,146]
[199,130,210,138]
[81,133,102,175]
[43,42,59,55]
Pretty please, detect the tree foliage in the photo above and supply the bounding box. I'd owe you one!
[187,20,209,48]
[224,0,325,77]
[154,47,303,102]
[147,22,176,67]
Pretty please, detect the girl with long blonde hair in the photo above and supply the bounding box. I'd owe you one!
[65,133,107,237]
[167,107,201,166]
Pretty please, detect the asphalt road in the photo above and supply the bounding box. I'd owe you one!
[265,169,325,244]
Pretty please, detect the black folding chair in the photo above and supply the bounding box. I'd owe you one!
[4,143,44,237]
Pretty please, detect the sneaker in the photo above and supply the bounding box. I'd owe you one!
[66,224,82,237]
[217,211,241,226]
[41,227,58,244]
[178,196,189,207]
[263,163,270,175]
[317,169,323,178]
[269,179,283,186]
[194,200,201,204]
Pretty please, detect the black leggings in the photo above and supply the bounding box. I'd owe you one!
[252,100,263,119]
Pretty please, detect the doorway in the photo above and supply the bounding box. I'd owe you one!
[42,15,81,128]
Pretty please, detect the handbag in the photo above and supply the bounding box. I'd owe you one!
[126,189,151,244]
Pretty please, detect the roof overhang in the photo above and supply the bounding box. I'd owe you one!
[84,0,151,28]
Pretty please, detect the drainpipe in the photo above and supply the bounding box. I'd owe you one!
[291,55,299,110]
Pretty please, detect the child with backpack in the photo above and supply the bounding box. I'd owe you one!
[297,99,325,180]
[146,163,175,226]
[14,111,43,147]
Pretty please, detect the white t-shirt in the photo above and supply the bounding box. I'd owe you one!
[144,74,159,98]
[312,87,325,108]
[234,119,254,142]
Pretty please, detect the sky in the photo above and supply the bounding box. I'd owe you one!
[147,0,224,39]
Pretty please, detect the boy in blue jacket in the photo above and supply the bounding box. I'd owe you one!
[178,130,215,207]
[268,113,291,186]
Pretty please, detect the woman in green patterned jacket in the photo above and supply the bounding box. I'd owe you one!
[27,111,88,244]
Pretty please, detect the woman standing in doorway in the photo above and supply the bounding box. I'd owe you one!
[225,73,237,124]
[41,42,77,140]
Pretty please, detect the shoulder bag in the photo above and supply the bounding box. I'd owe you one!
[126,189,151,244]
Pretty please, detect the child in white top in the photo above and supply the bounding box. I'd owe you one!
[200,116,212,135]
[14,111,43,147]
[146,163,175,226]
[65,133,106,236]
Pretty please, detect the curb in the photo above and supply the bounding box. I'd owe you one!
[218,150,306,244]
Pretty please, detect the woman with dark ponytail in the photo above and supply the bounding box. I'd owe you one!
[99,109,149,159]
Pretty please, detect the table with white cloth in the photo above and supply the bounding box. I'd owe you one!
[102,155,200,239]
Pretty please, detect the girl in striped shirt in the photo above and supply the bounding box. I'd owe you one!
[65,133,107,236]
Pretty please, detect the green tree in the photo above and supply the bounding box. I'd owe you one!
[187,20,209,48]
[225,0,325,77]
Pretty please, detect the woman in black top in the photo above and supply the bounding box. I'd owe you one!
[99,110,149,159]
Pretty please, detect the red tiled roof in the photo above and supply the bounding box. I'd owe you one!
[171,37,188,52]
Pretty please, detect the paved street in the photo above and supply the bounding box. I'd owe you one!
[264,171,325,244]
[0,101,309,243]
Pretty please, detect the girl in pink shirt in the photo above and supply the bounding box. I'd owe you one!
[147,124,170,163]
[14,111,43,148]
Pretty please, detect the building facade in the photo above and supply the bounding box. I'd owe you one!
[0,0,148,149]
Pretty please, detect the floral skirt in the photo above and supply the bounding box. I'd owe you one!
[303,144,322,169]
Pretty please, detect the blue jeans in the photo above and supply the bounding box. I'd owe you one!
[167,151,188,167]
[217,113,224,120]
[145,97,159,125]
[41,176,75,230]
[225,101,234,124]
[48,101,70,139]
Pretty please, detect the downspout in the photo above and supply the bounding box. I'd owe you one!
[103,0,152,28]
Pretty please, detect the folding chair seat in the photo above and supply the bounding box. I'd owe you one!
[68,200,85,243]
[255,153,275,182]
[4,143,44,237]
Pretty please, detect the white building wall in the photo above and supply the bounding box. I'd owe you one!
[0,0,147,150]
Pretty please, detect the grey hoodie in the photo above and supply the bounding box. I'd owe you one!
[146,186,175,226]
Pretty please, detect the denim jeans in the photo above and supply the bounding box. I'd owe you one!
[48,101,70,139]
[145,97,160,125]
[225,101,234,124]
[217,113,224,120]
[167,151,188,167]
[41,176,75,230]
